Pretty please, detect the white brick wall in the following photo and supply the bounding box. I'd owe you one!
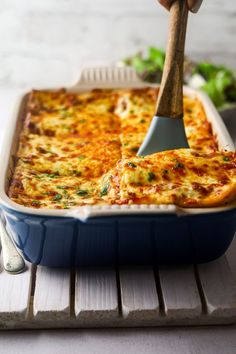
[0,0,235,89]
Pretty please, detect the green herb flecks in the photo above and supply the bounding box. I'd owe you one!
[100,184,110,197]
[127,162,137,168]
[173,162,185,170]
[63,200,76,208]
[76,190,88,196]
[43,191,52,196]
[34,174,42,179]
[53,193,62,201]
[73,170,82,177]
[148,171,155,182]
[61,124,70,130]
[45,173,58,178]
[223,156,230,162]
[59,109,70,118]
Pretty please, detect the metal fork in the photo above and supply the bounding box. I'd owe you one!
[0,213,25,274]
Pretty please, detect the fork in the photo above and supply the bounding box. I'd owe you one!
[0,213,25,274]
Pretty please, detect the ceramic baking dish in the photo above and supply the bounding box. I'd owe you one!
[0,67,236,267]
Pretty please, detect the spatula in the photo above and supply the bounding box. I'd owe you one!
[137,0,189,156]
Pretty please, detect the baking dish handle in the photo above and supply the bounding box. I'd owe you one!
[72,67,143,88]
[64,204,180,221]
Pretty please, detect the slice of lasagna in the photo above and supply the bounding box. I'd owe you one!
[109,149,236,207]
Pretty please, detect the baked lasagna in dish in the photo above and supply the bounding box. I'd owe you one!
[8,88,236,209]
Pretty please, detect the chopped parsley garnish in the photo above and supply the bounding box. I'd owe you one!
[73,170,81,177]
[127,162,137,168]
[148,171,155,182]
[130,147,139,153]
[163,169,169,174]
[140,119,146,123]
[55,188,68,197]
[61,124,70,130]
[76,190,88,196]
[43,191,52,196]
[63,201,76,208]
[45,173,58,178]
[173,162,185,170]
[59,109,69,117]
[78,155,85,160]
[223,156,230,161]
[100,184,109,196]
[53,193,62,201]
[129,109,134,114]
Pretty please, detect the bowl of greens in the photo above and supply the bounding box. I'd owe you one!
[120,47,236,111]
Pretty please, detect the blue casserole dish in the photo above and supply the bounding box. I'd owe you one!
[0,67,236,267]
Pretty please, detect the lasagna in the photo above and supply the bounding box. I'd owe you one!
[8,88,236,209]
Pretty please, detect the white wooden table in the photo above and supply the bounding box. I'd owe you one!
[0,239,236,354]
[2,255,236,330]
[1,91,236,353]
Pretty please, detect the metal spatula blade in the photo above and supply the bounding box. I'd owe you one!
[137,116,189,156]
[137,0,189,156]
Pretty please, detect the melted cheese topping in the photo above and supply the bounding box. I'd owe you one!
[114,150,236,207]
[8,88,235,209]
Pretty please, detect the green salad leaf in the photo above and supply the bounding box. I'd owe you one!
[123,47,165,83]
[194,62,236,107]
[122,47,236,109]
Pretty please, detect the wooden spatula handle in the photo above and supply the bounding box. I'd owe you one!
[156,0,188,118]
